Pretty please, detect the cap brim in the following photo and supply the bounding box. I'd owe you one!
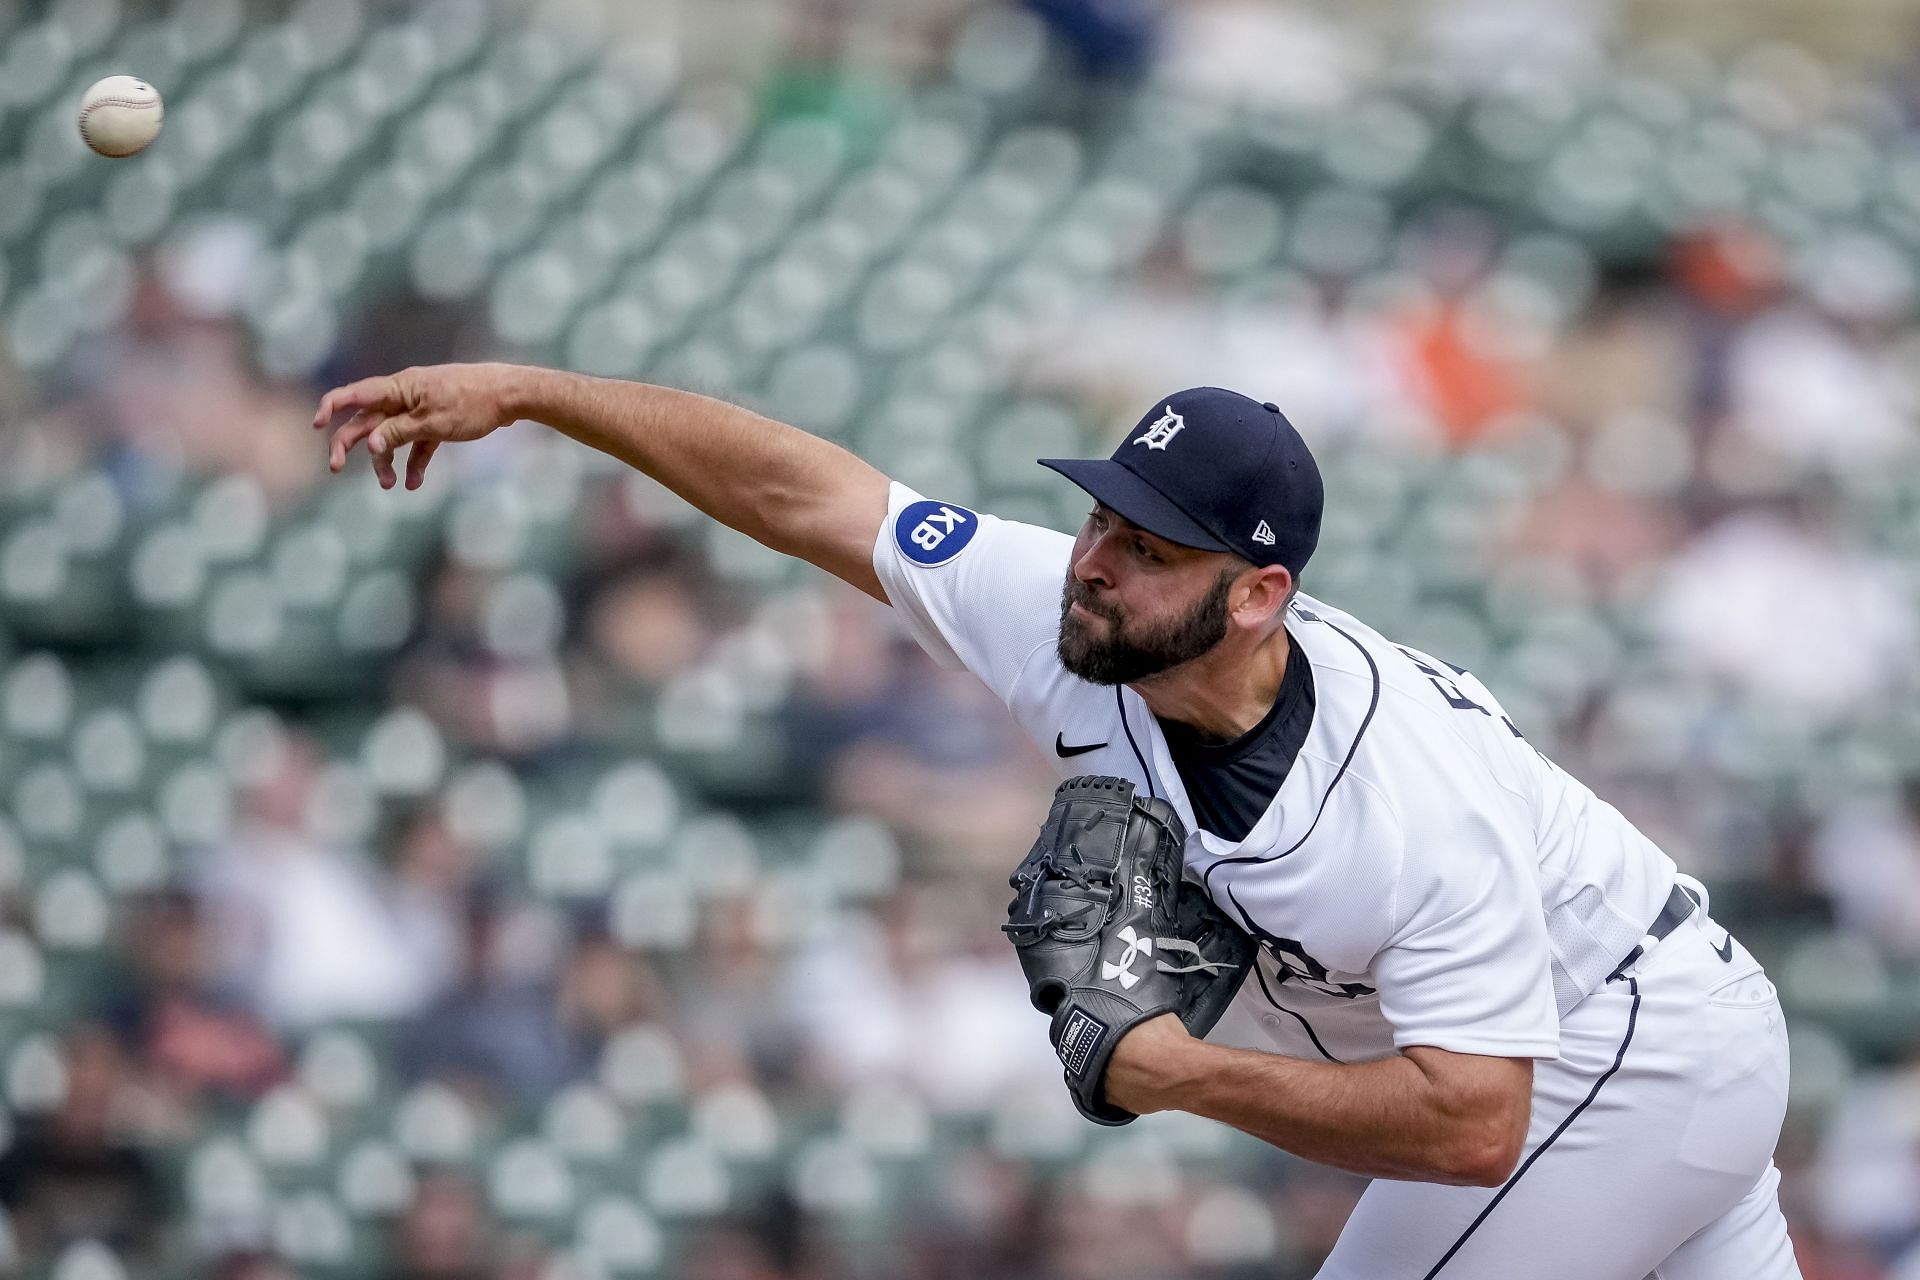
[1037,458,1230,553]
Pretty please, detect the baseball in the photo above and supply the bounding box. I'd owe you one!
[78,75,163,158]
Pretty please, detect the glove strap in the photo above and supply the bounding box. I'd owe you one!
[1151,936,1242,977]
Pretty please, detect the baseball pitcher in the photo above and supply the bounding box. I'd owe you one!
[317,368,1799,1279]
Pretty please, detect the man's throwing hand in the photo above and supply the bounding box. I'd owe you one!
[312,363,524,490]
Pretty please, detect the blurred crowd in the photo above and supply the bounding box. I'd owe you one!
[6,1,1920,1279]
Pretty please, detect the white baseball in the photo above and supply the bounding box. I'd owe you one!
[78,75,164,158]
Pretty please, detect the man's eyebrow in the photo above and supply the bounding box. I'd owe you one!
[1094,504,1179,552]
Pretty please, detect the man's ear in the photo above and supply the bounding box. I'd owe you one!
[1231,563,1295,625]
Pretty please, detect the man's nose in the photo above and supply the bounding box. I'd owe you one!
[1072,540,1117,592]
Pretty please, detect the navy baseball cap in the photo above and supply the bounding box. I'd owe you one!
[1039,388,1323,574]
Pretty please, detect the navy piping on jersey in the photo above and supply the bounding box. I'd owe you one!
[1250,962,1344,1064]
[1117,608,1377,1060]
[1221,881,1347,1063]
[1199,611,1381,900]
[1420,976,1645,1280]
[1116,685,1157,801]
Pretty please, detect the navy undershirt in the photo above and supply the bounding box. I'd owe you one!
[1156,639,1316,842]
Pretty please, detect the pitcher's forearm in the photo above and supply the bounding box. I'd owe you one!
[512,369,891,599]
[1171,1046,1507,1184]
[1108,1020,1530,1186]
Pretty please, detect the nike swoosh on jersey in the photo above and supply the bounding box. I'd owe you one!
[1713,933,1734,963]
[1055,734,1108,758]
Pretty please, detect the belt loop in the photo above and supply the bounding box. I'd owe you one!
[1674,872,1709,918]
[1607,945,1644,984]
[1611,883,1697,981]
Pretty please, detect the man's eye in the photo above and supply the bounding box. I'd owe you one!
[1135,541,1161,563]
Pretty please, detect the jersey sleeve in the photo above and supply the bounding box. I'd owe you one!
[870,481,1074,707]
[1373,809,1561,1060]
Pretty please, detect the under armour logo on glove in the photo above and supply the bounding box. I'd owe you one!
[1102,926,1154,988]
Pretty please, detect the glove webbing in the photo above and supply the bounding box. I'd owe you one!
[1002,848,1100,943]
[1002,806,1188,947]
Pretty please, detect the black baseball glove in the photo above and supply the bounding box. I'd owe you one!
[1003,775,1255,1125]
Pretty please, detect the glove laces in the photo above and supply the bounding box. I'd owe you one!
[1003,844,1105,943]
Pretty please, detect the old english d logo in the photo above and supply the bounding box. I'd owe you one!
[1133,406,1185,451]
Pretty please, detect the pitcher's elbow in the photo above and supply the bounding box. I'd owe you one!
[1443,1130,1524,1188]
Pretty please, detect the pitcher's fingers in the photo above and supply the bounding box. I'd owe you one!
[313,375,402,429]
[367,414,423,458]
[328,411,383,472]
[404,441,438,491]
[372,444,399,490]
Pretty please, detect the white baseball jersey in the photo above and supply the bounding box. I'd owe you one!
[872,482,1676,1065]
[870,481,1802,1279]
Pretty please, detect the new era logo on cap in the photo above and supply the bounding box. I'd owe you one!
[1252,520,1276,546]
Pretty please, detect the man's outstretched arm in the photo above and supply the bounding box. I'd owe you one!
[313,363,893,602]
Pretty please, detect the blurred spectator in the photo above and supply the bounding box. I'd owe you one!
[1535,262,1694,438]
[386,804,488,1003]
[1273,1165,1369,1272]
[396,885,661,1105]
[675,896,798,1089]
[103,889,287,1109]
[569,551,720,721]
[0,1028,165,1262]
[383,1174,493,1280]
[494,1233,562,1280]
[212,1249,300,1280]
[560,926,667,1053]
[1723,298,1912,475]
[1419,0,1612,80]
[397,558,578,757]
[86,255,317,504]
[1793,1223,1889,1280]
[199,732,441,1027]
[395,888,578,1104]
[1502,456,1688,592]
[1650,501,1916,722]
[784,885,1060,1110]
[1667,219,1784,427]
[1810,780,1920,960]
[801,645,1057,870]
[1038,1179,1186,1280]
[681,1224,794,1280]
[758,0,897,152]
[1156,1,1359,111]
[1025,249,1422,445]
[1808,1056,1920,1263]
[1023,0,1161,84]
[1389,209,1535,448]
[908,1150,1050,1279]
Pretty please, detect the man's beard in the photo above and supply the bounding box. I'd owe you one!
[1056,568,1235,686]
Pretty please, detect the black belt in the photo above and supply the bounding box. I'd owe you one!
[1609,883,1697,981]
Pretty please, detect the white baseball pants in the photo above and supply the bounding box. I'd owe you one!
[1316,893,1801,1280]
